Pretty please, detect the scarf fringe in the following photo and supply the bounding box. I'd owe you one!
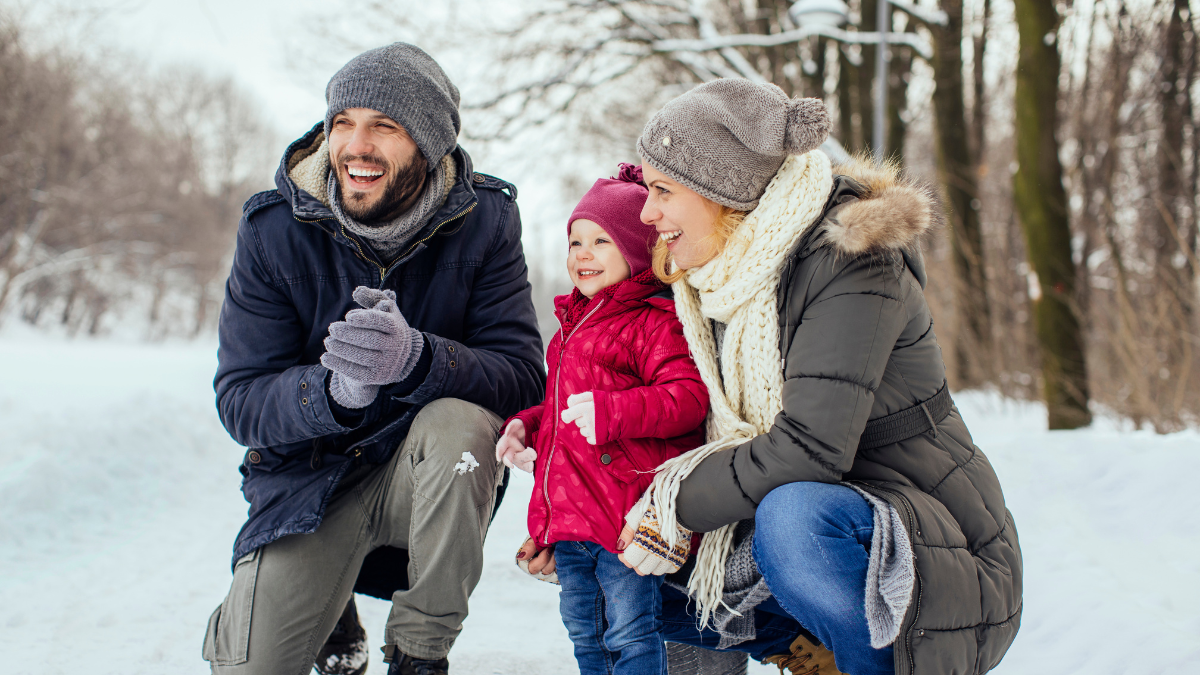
[634,434,747,627]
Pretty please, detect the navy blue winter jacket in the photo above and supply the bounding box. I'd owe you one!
[215,124,545,575]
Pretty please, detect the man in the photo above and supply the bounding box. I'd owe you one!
[203,43,545,675]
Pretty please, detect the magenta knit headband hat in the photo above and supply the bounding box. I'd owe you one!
[568,164,655,276]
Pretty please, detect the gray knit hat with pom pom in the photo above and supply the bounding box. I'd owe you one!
[636,79,830,210]
[325,42,461,168]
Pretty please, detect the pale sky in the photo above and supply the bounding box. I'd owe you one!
[52,0,359,150]
[37,0,638,270]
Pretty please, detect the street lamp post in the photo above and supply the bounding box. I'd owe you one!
[790,0,889,161]
[652,0,948,162]
[874,0,889,161]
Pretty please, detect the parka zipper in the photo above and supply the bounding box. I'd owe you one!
[848,480,922,675]
[541,299,606,545]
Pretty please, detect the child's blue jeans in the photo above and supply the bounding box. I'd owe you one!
[555,540,667,675]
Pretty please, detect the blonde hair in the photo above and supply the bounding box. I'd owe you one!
[652,205,748,284]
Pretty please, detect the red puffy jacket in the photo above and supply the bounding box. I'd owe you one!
[510,271,709,553]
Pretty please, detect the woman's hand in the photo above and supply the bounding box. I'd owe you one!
[560,392,597,444]
[516,537,557,578]
[495,419,536,473]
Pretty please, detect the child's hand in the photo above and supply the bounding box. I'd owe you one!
[618,495,692,576]
[495,419,536,473]
[560,392,597,444]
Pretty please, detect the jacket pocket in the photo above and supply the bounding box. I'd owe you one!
[202,549,260,666]
[598,440,644,484]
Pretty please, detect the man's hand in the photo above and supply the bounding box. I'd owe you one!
[560,392,596,444]
[321,286,425,408]
[495,419,536,473]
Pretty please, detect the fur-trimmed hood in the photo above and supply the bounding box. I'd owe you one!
[820,156,942,258]
[681,156,1020,675]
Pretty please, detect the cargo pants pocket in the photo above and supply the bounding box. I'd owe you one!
[202,549,260,666]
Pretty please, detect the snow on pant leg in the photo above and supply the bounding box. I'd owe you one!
[370,398,503,661]
[593,543,667,675]
[556,541,617,675]
[752,482,895,675]
[204,473,375,675]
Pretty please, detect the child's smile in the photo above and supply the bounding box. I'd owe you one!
[568,219,632,298]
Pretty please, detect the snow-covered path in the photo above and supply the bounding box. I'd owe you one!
[0,334,1196,674]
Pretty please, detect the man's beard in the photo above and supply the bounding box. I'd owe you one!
[335,151,429,223]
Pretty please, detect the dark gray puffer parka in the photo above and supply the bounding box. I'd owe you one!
[674,159,1022,674]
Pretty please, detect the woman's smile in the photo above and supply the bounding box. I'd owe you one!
[640,163,721,270]
[658,230,682,245]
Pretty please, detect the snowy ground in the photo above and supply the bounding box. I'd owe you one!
[0,332,1197,674]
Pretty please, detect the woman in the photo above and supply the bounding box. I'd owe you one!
[522,79,1022,675]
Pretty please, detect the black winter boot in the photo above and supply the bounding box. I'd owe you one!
[387,651,450,675]
[314,598,369,675]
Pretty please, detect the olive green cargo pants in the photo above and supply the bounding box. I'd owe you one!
[203,398,504,674]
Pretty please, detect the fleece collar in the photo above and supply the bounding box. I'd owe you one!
[272,122,479,267]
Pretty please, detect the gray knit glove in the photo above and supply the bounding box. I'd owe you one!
[321,286,425,409]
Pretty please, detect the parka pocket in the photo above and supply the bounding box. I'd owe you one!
[202,549,260,666]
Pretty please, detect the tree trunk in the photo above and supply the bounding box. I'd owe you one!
[1013,0,1091,428]
[856,0,878,155]
[837,46,860,151]
[931,0,992,387]
[1158,0,1191,301]
[970,0,990,163]
[808,37,828,99]
[1154,0,1195,424]
[887,29,912,159]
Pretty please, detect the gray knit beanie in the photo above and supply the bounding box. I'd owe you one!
[636,79,830,210]
[325,42,461,169]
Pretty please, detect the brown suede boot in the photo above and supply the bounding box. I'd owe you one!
[761,632,844,675]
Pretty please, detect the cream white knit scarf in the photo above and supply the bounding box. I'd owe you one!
[640,149,833,627]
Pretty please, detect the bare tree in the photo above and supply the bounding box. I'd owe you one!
[305,0,1200,431]
[928,0,992,387]
[0,8,274,336]
[1013,0,1091,428]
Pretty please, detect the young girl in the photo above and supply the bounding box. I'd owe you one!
[495,164,709,675]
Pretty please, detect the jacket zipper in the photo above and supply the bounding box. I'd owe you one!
[296,202,477,457]
[295,215,383,278]
[541,300,606,545]
[296,202,477,284]
[849,481,922,675]
[391,204,476,273]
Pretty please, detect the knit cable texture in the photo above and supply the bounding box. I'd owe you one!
[632,149,833,627]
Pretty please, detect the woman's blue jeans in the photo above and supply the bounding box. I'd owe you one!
[556,540,667,675]
[661,482,895,675]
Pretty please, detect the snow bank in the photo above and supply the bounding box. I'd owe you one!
[0,335,1195,674]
